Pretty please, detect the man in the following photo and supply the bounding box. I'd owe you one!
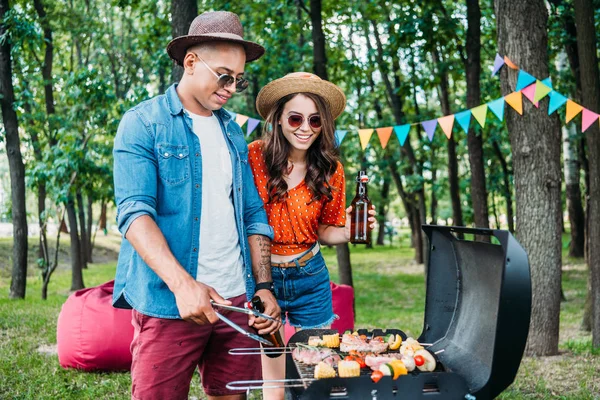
[112,11,281,399]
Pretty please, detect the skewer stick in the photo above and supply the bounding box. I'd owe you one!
[434,349,445,355]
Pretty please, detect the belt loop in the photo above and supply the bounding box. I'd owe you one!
[294,259,301,268]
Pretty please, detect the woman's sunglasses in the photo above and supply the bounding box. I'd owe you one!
[193,53,249,93]
[287,114,322,130]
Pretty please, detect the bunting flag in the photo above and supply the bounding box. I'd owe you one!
[454,110,472,133]
[515,70,537,91]
[504,91,523,115]
[488,98,505,121]
[422,119,438,141]
[471,104,488,128]
[358,129,374,150]
[394,124,410,146]
[335,130,348,146]
[492,54,505,76]
[437,115,455,139]
[533,80,552,102]
[581,109,599,132]
[548,91,568,115]
[246,118,260,136]
[521,83,539,108]
[541,77,552,89]
[235,114,249,127]
[566,100,584,123]
[376,127,393,149]
[503,56,519,70]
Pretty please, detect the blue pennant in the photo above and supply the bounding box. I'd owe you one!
[548,91,568,115]
[393,125,410,146]
[334,130,348,147]
[488,98,505,122]
[515,70,537,92]
[454,110,472,134]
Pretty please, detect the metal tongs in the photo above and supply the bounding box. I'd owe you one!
[211,300,278,346]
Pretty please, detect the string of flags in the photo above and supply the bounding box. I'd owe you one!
[230,53,599,148]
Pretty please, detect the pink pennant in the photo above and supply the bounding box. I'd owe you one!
[521,84,539,108]
[581,108,600,132]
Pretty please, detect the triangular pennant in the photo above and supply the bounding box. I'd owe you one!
[246,118,260,136]
[437,115,455,139]
[581,108,599,132]
[504,91,523,115]
[565,100,583,123]
[541,77,552,89]
[533,80,552,102]
[375,127,393,149]
[235,114,249,127]
[421,119,438,141]
[358,129,374,150]
[515,70,537,91]
[334,130,348,146]
[521,83,539,108]
[471,104,488,128]
[226,109,237,120]
[548,91,568,115]
[504,56,518,69]
[393,125,411,146]
[488,98,506,122]
[492,54,505,76]
[454,110,472,134]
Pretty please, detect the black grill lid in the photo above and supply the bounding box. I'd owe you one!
[420,225,531,399]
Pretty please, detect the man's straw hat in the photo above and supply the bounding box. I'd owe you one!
[167,11,265,65]
[256,72,346,120]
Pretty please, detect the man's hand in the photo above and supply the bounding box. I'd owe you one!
[172,278,231,325]
[248,289,282,335]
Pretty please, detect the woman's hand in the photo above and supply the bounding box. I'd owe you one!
[343,205,377,242]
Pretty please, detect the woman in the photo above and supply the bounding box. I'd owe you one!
[248,72,375,399]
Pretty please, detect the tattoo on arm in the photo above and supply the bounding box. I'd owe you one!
[250,235,272,283]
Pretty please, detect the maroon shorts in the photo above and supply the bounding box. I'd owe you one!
[130,294,261,399]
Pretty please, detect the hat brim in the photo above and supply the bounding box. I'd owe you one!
[256,77,346,120]
[167,34,265,65]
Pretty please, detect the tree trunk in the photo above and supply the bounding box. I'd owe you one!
[430,146,438,224]
[562,125,585,258]
[574,0,600,348]
[66,195,84,291]
[86,196,93,262]
[1,0,28,299]
[99,200,107,230]
[376,179,390,246]
[170,0,197,83]
[492,140,515,232]
[76,190,88,268]
[336,243,353,287]
[309,0,328,80]
[465,0,490,241]
[495,0,563,355]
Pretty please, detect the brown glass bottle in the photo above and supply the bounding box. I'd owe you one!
[350,170,372,244]
[250,296,285,357]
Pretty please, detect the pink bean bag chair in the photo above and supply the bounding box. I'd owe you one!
[284,281,355,342]
[57,280,134,371]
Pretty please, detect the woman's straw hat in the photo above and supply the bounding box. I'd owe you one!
[256,72,346,119]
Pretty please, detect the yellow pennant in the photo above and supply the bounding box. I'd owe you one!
[565,100,583,124]
[358,129,374,150]
[235,114,249,127]
[437,115,455,139]
[504,91,523,115]
[471,104,488,128]
[375,127,393,149]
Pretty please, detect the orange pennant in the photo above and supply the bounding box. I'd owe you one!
[358,129,374,150]
[503,56,518,70]
[437,115,455,139]
[504,91,523,115]
[565,100,583,123]
[375,127,393,149]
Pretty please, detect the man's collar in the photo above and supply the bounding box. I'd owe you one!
[166,84,233,124]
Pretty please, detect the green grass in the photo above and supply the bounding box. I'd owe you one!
[1,233,599,399]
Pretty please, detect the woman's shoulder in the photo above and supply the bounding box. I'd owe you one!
[248,140,264,153]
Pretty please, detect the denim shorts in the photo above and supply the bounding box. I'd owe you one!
[271,250,336,328]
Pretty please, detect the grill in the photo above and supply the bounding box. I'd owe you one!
[230,225,531,399]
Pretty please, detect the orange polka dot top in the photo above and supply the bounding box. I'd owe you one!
[248,140,346,255]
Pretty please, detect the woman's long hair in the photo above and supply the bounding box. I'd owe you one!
[261,92,340,204]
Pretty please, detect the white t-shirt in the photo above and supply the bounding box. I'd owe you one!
[186,110,245,299]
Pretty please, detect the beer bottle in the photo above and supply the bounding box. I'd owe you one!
[250,296,285,357]
[350,170,372,244]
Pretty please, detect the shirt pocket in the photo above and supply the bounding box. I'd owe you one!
[156,143,190,186]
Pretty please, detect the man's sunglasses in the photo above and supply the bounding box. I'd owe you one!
[193,53,249,93]
[287,114,322,130]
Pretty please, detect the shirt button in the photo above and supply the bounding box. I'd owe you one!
[179,153,183,157]
[194,217,199,221]
[247,274,251,278]
[196,184,200,188]
[195,153,199,157]
[193,248,197,252]
[164,152,169,157]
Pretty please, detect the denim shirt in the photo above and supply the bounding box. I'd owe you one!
[112,84,274,319]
